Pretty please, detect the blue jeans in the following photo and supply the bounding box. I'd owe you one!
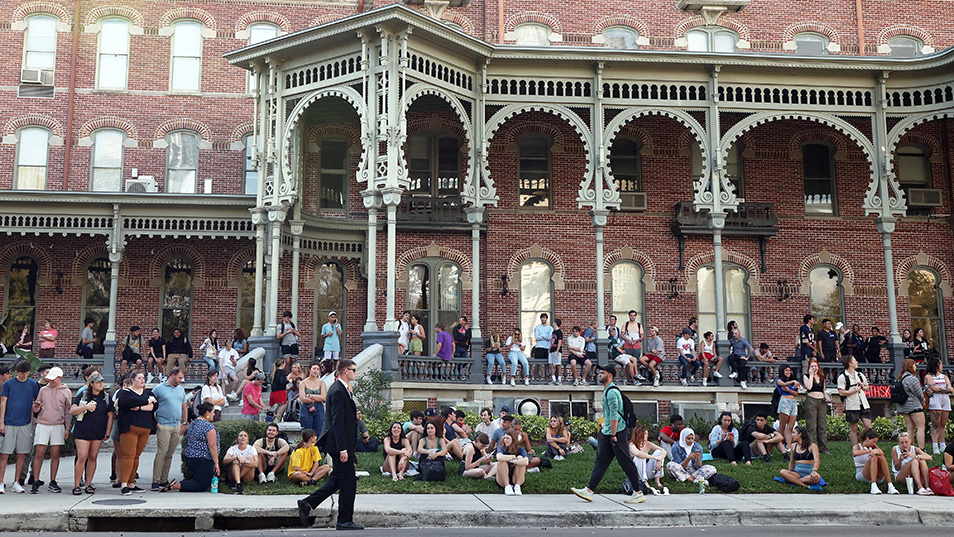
[300,402,324,434]
[181,457,215,492]
[509,350,529,376]
[486,352,505,374]
[679,355,700,379]
[203,356,218,374]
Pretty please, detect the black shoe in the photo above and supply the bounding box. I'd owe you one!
[783,453,790,463]
[121,487,132,496]
[151,482,161,491]
[30,482,40,494]
[235,483,244,495]
[130,486,144,492]
[298,499,312,527]
[336,522,364,530]
[48,480,62,493]
[762,454,772,463]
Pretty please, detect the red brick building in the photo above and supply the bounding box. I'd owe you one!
[1,1,953,419]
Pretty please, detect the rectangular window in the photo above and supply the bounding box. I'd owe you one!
[518,136,551,208]
[246,24,278,92]
[243,136,258,195]
[319,140,347,209]
[166,131,198,193]
[91,130,124,191]
[407,136,430,194]
[171,22,202,92]
[25,16,56,70]
[97,19,129,89]
[16,128,50,190]
[803,144,835,215]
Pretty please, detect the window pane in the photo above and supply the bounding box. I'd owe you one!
[795,34,827,55]
[171,57,200,91]
[166,170,195,193]
[713,32,737,52]
[696,267,715,313]
[407,264,429,310]
[248,24,278,45]
[92,169,122,191]
[172,22,202,55]
[603,27,637,50]
[167,132,198,192]
[515,24,550,46]
[611,262,643,322]
[243,137,257,195]
[520,261,552,344]
[101,20,129,54]
[93,130,123,168]
[98,55,128,88]
[898,147,928,185]
[725,267,748,314]
[26,16,56,69]
[810,266,843,328]
[16,168,46,190]
[19,128,50,166]
[7,257,38,307]
[25,51,55,70]
[316,262,344,310]
[162,259,193,339]
[687,31,708,52]
[437,263,460,311]
[908,269,939,318]
[802,144,831,178]
[889,36,920,57]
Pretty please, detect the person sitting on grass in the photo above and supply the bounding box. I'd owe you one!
[495,429,529,496]
[852,429,899,495]
[354,410,380,453]
[489,415,514,451]
[418,421,449,461]
[288,429,330,487]
[254,422,290,483]
[778,426,822,491]
[667,428,716,485]
[891,431,934,495]
[403,410,425,456]
[460,432,497,480]
[741,413,787,462]
[512,418,543,471]
[545,416,571,460]
[629,424,666,493]
[383,422,413,481]
[658,414,684,458]
[223,430,259,494]
[944,440,954,487]
[439,407,466,460]
[709,411,752,466]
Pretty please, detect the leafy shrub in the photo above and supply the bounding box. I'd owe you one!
[462,412,481,432]
[352,368,392,424]
[180,419,269,478]
[366,410,410,441]
[870,416,899,440]
[569,416,599,440]
[514,414,547,442]
[825,415,849,441]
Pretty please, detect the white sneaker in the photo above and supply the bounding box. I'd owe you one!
[680,378,688,386]
[513,484,522,495]
[228,392,239,402]
[653,378,660,387]
[728,372,738,379]
[579,380,588,386]
[886,483,899,495]
[11,482,25,494]
[525,378,530,386]
[158,374,166,383]
[554,455,565,461]
[573,379,580,386]
[258,472,267,483]
[571,486,594,502]
[487,376,493,384]
[933,443,940,455]
[740,381,747,390]
[0,483,4,494]
[871,483,882,495]
[527,467,540,473]
[504,485,514,496]
[146,373,154,384]
[702,378,708,387]
[624,491,646,504]
[511,379,516,386]
[712,371,723,379]
[267,472,276,483]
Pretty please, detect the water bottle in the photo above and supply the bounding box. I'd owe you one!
[211,476,218,493]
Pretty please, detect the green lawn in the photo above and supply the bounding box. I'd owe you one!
[237,441,946,495]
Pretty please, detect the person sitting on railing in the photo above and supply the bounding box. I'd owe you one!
[505,329,529,387]
[753,342,779,383]
[568,326,591,386]
[452,316,472,359]
[640,326,665,387]
[485,331,506,385]
[802,359,830,455]
[741,413,786,462]
[727,328,753,389]
[709,411,752,466]
[837,355,872,448]
[699,331,723,387]
[675,328,699,387]
[852,429,899,495]
[798,314,817,366]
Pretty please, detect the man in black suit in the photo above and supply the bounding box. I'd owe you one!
[298,359,362,530]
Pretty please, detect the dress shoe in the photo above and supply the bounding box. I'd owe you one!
[298,499,312,527]
[336,521,365,530]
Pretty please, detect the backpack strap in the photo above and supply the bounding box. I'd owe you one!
[606,385,627,423]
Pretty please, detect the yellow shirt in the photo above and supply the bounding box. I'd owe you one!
[288,445,322,477]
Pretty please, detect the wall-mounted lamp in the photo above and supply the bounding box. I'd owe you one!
[53,271,65,294]
[500,274,510,297]
[668,277,679,299]
[777,279,790,302]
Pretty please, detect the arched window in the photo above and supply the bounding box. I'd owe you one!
[809,265,845,332]
[888,36,922,57]
[166,131,199,193]
[319,139,349,209]
[97,19,129,89]
[407,258,461,354]
[802,142,836,215]
[242,135,257,195]
[315,261,346,344]
[15,127,50,190]
[160,258,193,339]
[91,129,124,191]
[794,33,829,55]
[171,21,202,91]
[696,264,750,339]
[24,15,56,70]
[407,133,461,198]
[82,258,111,354]
[518,133,552,208]
[602,26,638,50]
[2,256,39,352]
[514,23,552,46]
[908,268,944,357]
[686,28,737,52]
[611,261,644,325]
[246,23,279,92]
[238,259,265,338]
[520,260,553,346]
[610,137,642,207]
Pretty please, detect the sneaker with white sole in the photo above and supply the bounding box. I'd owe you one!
[511,379,516,386]
[570,486,593,502]
[486,376,493,384]
[12,482,25,494]
[527,466,540,473]
[712,371,723,379]
[624,492,646,504]
[146,373,154,384]
[554,455,565,461]
[513,484,522,495]
[740,381,747,389]
[0,483,4,494]
[258,472,267,483]
[680,378,688,386]
[653,378,660,387]
[504,485,514,496]
[525,378,530,386]
[870,483,882,495]
[636,374,647,381]
[228,392,239,402]
[267,471,276,483]
[702,378,707,387]
[886,483,899,495]
[728,372,738,379]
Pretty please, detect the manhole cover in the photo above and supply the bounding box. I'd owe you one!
[91,499,148,506]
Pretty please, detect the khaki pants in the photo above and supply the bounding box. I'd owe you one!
[165,353,188,377]
[153,423,182,484]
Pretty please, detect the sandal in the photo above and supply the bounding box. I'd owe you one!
[159,479,177,493]
[84,485,95,494]
[73,487,82,496]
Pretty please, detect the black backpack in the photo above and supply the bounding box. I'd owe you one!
[770,385,782,416]
[709,473,741,493]
[890,374,910,404]
[418,458,446,482]
[607,386,638,429]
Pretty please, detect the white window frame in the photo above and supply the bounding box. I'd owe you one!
[90,129,125,191]
[246,23,279,93]
[170,20,203,92]
[513,23,553,46]
[15,127,51,190]
[242,134,257,195]
[165,130,199,193]
[24,15,57,70]
[887,36,923,57]
[907,267,946,360]
[802,142,837,216]
[686,28,738,52]
[601,26,639,50]
[794,32,829,55]
[96,18,130,90]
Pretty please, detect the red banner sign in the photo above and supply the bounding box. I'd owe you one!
[865,385,891,399]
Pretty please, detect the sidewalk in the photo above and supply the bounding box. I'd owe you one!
[1,487,952,531]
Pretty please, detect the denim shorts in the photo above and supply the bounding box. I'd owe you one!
[778,397,798,416]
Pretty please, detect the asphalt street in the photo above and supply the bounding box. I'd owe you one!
[10,527,912,536]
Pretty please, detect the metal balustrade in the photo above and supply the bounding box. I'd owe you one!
[0,356,212,383]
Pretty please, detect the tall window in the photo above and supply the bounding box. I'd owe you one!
[247,23,279,92]
[518,134,551,208]
[243,135,257,195]
[686,28,737,52]
[91,129,124,191]
[802,143,836,215]
[166,131,199,193]
[611,261,644,325]
[696,264,750,339]
[809,265,844,332]
[610,138,642,193]
[794,33,829,55]
[319,139,348,209]
[407,133,461,198]
[725,141,745,198]
[82,258,110,354]
[602,26,638,50]
[908,268,944,357]
[407,259,461,354]
[520,260,553,346]
[24,15,56,70]
[238,259,265,338]
[160,258,193,339]
[888,36,922,57]
[171,21,202,92]
[315,261,345,342]
[15,127,50,190]
[2,256,39,352]
[514,23,551,46]
[97,19,129,89]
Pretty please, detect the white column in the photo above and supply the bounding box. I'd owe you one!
[465,207,484,337]
[878,217,901,343]
[592,210,609,331]
[381,188,402,331]
[712,220,727,342]
[103,205,122,383]
[289,219,304,320]
[250,208,265,337]
[362,190,382,332]
[266,206,287,335]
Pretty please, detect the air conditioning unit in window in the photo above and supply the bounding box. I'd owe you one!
[619,192,647,211]
[125,176,157,193]
[21,69,53,85]
[908,188,942,208]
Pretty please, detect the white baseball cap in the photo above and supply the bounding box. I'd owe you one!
[45,366,64,380]
[834,322,844,330]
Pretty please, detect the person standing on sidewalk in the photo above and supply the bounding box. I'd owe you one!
[151,367,188,491]
[298,359,362,530]
[30,367,72,493]
[571,364,646,504]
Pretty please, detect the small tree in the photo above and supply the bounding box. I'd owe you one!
[352,368,392,423]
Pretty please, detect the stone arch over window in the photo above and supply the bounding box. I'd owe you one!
[69,244,127,285]
[397,242,471,289]
[592,16,649,46]
[148,245,206,287]
[507,244,565,290]
[788,129,848,161]
[674,16,750,49]
[78,117,138,144]
[2,114,64,141]
[798,250,854,296]
[685,249,760,290]
[603,246,656,292]
[12,2,71,28]
[0,242,53,284]
[503,11,563,38]
[782,22,840,52]
[877,25,934,54]
[152,119,213,148]
[303,256,359,290]
[158,8,217,35]
[229,122,255,148]
[83,7,144,29]
[897,252,952,296]
[441,13,474,35]
[234,11,291,35]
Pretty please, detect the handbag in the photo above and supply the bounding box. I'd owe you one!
[418,457,446,482]
[929,466,954,496]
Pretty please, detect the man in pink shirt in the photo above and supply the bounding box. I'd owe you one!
[31,367,71,493]
[242,372,267,421]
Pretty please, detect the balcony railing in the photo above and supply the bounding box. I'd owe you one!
[672,201,779,271]
[396,195,471,229]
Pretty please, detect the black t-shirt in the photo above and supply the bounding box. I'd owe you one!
[945,442,954,459]
[148,337,165,358]
[866,335,887,363]
[818,329,839,357]
[272,367,288,392]
[453,327,472,348]
[740,421,776,444]
[72,389,114,440]
[799,325,815,354]
[550,329,563,353]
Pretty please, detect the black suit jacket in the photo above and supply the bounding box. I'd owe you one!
[319,379,357,455]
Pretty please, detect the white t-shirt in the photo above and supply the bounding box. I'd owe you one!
[201,384,226,411]
[676,337,695,357]
[566,335,586,356]
[219,348,240,372]
[476,421,499,439]
[226,444,256,460]
[398,320,411,347]
[505,336,525,353]
[703,340,715,356]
